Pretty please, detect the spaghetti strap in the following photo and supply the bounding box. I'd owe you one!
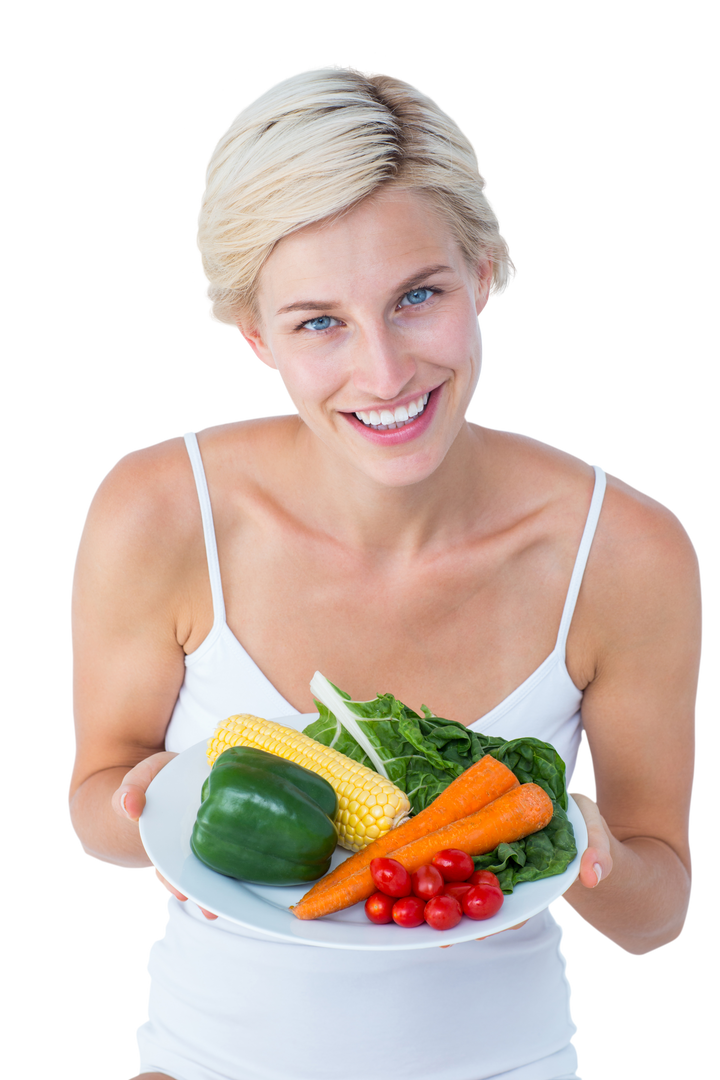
[183,432,226,629]
[555,465,606,652]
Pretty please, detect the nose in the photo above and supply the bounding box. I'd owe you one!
[351,323,417,402]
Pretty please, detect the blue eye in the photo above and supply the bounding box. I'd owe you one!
[297,285,440,330]
[302,315,337,331]
[399,289,433,306]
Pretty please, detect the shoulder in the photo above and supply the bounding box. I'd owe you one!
[589,471,699,605]
[81,435,198,572]
[86,417,297,537]
[479,428,700,676]
[482,428,697,572]
[546,451,703,686]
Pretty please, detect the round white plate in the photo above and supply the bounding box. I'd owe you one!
[139,737,587,950]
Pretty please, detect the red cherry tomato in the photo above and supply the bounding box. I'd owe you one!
[442,882,473,903]
[411,864,444,900]
[391,895,427,927]
[431,848,475,882]
[468,869,502,890]
[424,894,463,931]
[462,883,504,921]
[364,891,395,924]
[370,858,412,898]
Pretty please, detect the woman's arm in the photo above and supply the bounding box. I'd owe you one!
[564,478,700,953]
[69,441,202,867]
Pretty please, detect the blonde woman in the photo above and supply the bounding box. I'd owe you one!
[70,69,698,1080]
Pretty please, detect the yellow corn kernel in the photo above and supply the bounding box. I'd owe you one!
[206,714,411,852]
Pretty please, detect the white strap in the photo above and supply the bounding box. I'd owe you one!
[555,465,606,651]
[183,432,226,628]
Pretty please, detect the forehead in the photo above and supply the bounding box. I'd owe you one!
[256,189,465,312]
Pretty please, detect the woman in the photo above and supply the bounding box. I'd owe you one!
[69,69,698,1080]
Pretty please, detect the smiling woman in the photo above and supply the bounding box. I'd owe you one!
[69,68,698,1080]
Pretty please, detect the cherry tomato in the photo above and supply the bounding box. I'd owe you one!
[424,894,463,931]
[431,848,475,882]
[364,891,395,924]
[411,864,444,900]
[392,895,426,927]
[462,883,504,921]
[370,857,412,898]
[468,870,502,890]
[441,882,473,903]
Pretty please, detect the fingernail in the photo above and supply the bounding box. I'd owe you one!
[120,790,137,820]
[593,862,602,886]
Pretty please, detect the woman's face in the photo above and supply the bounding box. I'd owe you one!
[243,188,491,488]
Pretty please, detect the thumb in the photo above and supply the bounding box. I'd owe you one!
[570,792,613,889]
[116,784,149,823]
[587,820,613,889]
[113,751,178,822]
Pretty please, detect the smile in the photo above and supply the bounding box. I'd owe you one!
[355,394,429,431]
[343,386,441,447]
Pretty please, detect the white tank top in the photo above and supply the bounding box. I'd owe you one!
[138,433,606,1080]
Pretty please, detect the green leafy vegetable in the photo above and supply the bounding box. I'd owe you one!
[303,680,576,893]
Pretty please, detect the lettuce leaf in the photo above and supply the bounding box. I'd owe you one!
[303,683,576,893]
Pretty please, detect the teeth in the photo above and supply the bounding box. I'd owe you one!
[355,393,429,430]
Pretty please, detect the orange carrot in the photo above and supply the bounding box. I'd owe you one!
[298,755,518,905]
[291,783,553,920]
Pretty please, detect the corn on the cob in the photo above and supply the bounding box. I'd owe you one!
[207,714,411,852]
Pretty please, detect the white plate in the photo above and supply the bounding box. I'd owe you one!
[140,736,587,950]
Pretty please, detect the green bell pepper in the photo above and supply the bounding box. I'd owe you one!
[191,746,338,886]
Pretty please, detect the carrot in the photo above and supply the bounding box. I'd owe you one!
[296,755,518,906]
[291,782,553,920]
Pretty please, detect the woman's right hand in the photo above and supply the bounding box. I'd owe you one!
[111,752,219,920]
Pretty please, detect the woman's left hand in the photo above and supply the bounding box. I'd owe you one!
[570,792,614,889]
[443,793,613,948]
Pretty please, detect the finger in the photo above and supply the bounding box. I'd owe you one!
[152,868,188,902]
[155,871,217,920]
[578,846,611,889]
[112,751,178,821]
[570,791,614,888]
[114,784,150,822]
[441,920,528,947]
[474,920,526,937]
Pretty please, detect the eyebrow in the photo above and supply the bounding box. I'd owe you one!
[275,264,456,316]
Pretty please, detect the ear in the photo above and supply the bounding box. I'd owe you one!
[238,323,277,370]
[474,260,493,316]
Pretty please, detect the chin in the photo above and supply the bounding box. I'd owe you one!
[351,445,451,489]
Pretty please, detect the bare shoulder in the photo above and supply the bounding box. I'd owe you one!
[75,427,198,552]
[482,429,700,679]
[588,472,699,616]
[598,469,695,550]
[74,418,297,639]
[487,429,697,574]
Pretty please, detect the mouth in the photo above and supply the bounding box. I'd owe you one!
[341,387,441,447]
[353,392,430,431]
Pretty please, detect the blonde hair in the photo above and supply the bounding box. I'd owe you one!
[198,68,512,327]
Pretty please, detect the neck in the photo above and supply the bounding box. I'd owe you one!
[289,419,493,557]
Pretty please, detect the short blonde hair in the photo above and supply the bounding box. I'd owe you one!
[198,68,512,327]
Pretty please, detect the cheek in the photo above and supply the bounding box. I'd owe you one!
[274,353,345,406]
[426,312,481,371]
